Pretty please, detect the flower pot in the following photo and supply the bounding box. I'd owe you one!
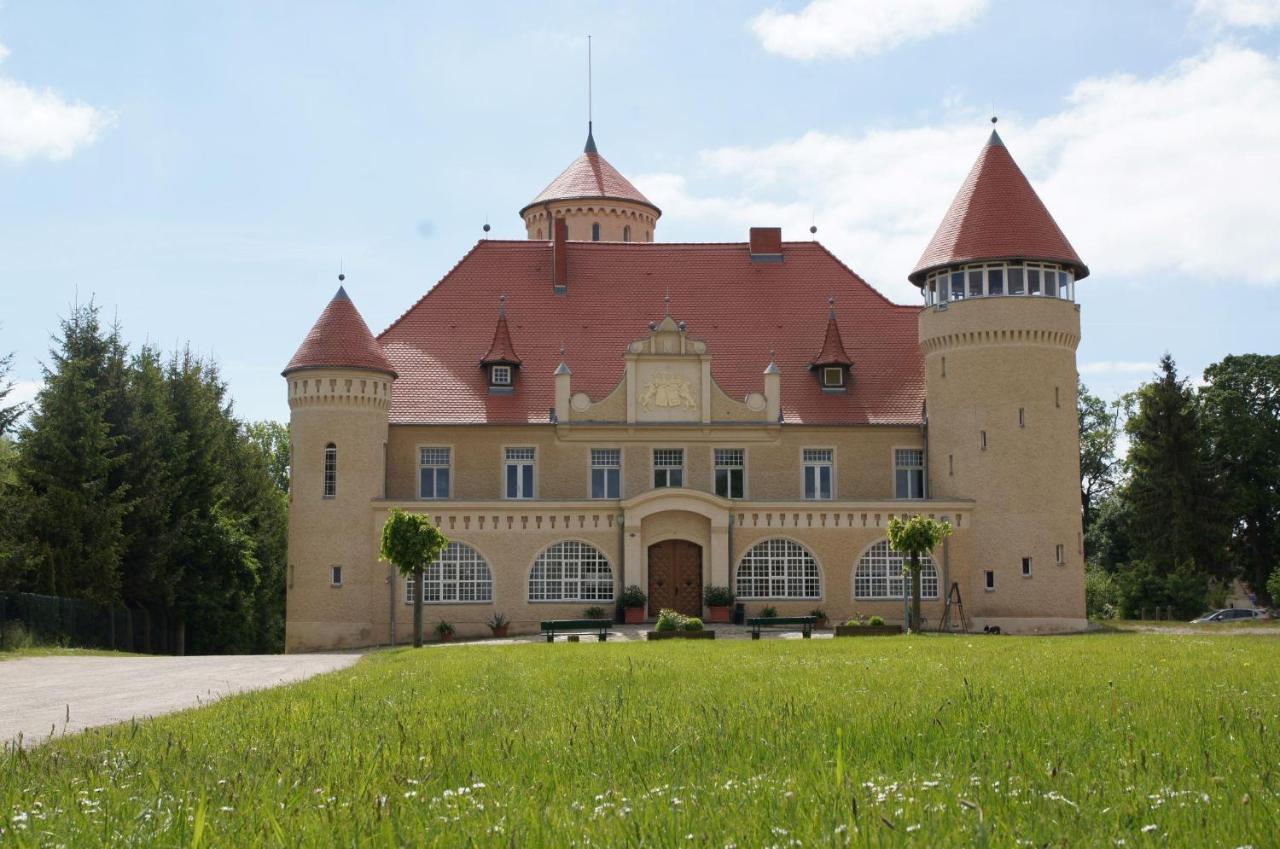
[624,606,645,625]
[814,618,829,630]
[706,605,731,624]
[833,625,900,637]
[646,630,716,640]
[438,632,455,643]
[489,625,509,639]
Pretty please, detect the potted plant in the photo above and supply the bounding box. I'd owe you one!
[646,609,716,640]
[621,585,647,624]
[584,605,606,620]
[487,612,509,639]
[809,608,829,629]
[704,586,734,623]
[435,621,456,643]
[761,605,779,618]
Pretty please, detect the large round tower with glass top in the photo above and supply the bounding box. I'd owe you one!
[913,129,1088,632]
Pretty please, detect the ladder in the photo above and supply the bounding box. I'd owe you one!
[938,582,970,634]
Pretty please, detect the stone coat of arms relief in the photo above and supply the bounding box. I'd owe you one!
[639,373,698,411]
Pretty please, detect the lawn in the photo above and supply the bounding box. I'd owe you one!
[0,647,140,662]
[1,635,1276,847]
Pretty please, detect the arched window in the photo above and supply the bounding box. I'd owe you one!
[591,222,601,241]
[736,539,821,599]
[406,542,493,603]
[536,228,543,240]
[623,225,631,242]
[323,443,337,497]
[646,230,652,242]
[854,540,939,599]
[529,541,613,601]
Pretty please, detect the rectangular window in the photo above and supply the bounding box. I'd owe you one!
[1008,266,1025,295]
[418,447,451,499]
[714,448,745,499]
[590,448,621,499]
[653,448,684,488]
[330,565,343,587]
[1028,267,1042,295]
[491,365,512,386]
[1022,557,1032,577]
[968,269,983,298]
[894,449,925,499]
[1055,544,1065,564]
[951,270,965,300]
[505,447,535,499]
[985,570,996,591]
[987,267,1005,295]
[323,444,337,498]
[1019,407,1026,428]
[980,430,987,450]
[802,448,834,500]
[822,366,845,388]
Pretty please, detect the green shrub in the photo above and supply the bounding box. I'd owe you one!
[487,612,508,629]
[843,618,864,627]
[583,606,606,619]
[1085,565,1119,619]
[809,608,827,622]
[868,615,885,626]
[1,620,34,650]
[655,609,686,632]
[620,585,647,609]
[1116,559,1208,619]
[761,606,779,618]
[683,617,704,632]
[1268,567,1280,609]
[703,585,733,606]
[434,621,455,637]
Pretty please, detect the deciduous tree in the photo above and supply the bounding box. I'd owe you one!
[887,515,952,633]
[380,509,449,647]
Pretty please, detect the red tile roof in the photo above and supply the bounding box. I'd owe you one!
[283,286,396,377]
[479,301,522,366]
[910,130,1087,284]
[520,140,659,216]
[379,241,923,425]
[811,305,853,367]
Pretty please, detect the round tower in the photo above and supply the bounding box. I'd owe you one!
[520,123,661,242]
[282,283,395,652]
[913,129,1089,633]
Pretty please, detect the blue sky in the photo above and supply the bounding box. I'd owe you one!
[2,0,1278,423]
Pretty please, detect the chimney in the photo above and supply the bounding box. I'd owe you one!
[749,227,783,263]
[552,218,568,293]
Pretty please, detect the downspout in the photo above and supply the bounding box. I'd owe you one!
[617,514,626,618]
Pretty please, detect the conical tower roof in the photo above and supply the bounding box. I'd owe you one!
[283,286,396,377]
[910,130,1087,284]
[520,125,659,216]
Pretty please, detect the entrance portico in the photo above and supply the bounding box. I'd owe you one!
[621,489,731,619]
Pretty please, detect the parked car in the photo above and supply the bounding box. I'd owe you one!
[1190,608,1267,623]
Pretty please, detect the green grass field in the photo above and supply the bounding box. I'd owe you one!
[2,634,1276,847]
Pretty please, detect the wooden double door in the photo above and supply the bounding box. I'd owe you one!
[647,540,703,618]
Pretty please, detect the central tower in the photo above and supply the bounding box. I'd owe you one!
[520,124,661,243]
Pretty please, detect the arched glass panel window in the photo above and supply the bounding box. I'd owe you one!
[405,542,493,603]
[854,540,939,599]
[323,443,337,497]
[591,222,601,241]
[735,539,821,599]
[529,541,614,601]
[623,225,631,242]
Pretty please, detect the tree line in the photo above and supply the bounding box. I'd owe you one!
[1080,354,1280,619]
[0,305,288,653]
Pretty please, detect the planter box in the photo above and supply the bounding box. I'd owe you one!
[706,606,731,624]
[624,607,646,625]
[834,625,900,637]
[646,630,716,640]
[489,626,509,639]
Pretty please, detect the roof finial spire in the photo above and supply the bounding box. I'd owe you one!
[498,293,507,317]
[663,289,670,317]
[828,295,836,320]
[583,35,598,154]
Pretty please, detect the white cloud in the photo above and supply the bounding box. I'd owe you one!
[1194,0,1280,28]
[750,0,989,60]
[635,46,1280,301]
[1079,361,1160,375]
[0,40,112,163]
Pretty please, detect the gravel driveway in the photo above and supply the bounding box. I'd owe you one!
[0,653,361,749]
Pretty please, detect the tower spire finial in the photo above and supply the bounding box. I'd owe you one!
[584,35,597,154]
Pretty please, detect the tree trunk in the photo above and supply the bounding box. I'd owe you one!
[911,552,923,633]
[412,569,424,648]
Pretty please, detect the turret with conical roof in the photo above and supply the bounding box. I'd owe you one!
[914,128,1088,631]
[520,124,660,243]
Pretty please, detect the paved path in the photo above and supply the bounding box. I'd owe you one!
[0,653,361,749]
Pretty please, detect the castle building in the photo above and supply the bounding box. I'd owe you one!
[283,125,1088,650]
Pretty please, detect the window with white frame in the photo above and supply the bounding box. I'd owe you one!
[895,449,925,499]
[853,540,939,600]
[822,366,845,388]
[490,365,512,386]
[923,261,1075,306]
[714,448,745,499]
[736,538,822,599]
[802,448,833,500]
[590,448,621,499]
[405,542,493,604]
[505,447,535,499]
[528,541,614,602]
[418,447,451,499]
[323,443,337,498]
[653,448,684,488]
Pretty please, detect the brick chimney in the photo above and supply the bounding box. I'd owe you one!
[749,227,783,263]
[552,218,568,293]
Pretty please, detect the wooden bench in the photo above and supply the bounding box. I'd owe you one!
[747,615,817,640]
[540,619,612,643]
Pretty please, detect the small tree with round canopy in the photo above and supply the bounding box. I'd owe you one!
[379,509,449,647]
[887,515,953,633]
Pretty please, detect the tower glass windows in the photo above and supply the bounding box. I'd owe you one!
[921,262,1073,305]
[323,443,337,498]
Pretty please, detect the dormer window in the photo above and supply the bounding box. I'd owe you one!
[822,366,845,388]
[481,295,522,393]
[490,365,512,387]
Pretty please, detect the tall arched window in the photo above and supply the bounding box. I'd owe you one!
[529,541,613,601]
[854,540,939,599]
[591,222,601,241]
[323,443,337,497]
[536,228,543,240]
[735,538,821,599]
[405,542,493,603]
[623,225,631,242]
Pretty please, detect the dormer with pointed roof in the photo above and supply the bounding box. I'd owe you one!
[284,285,395,377]
[480,295,521,392]
[810,298,853,390]
[520,124,661,243]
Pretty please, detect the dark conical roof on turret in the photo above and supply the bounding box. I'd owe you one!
[283,286,396,376]
[480,300,522,366]
[910,130,1087,284]
[520,126,659,216]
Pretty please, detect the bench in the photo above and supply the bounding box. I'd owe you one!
[540,619,612,643]
[747,615,817,640]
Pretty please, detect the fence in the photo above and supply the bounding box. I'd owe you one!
[0,592,182,654]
